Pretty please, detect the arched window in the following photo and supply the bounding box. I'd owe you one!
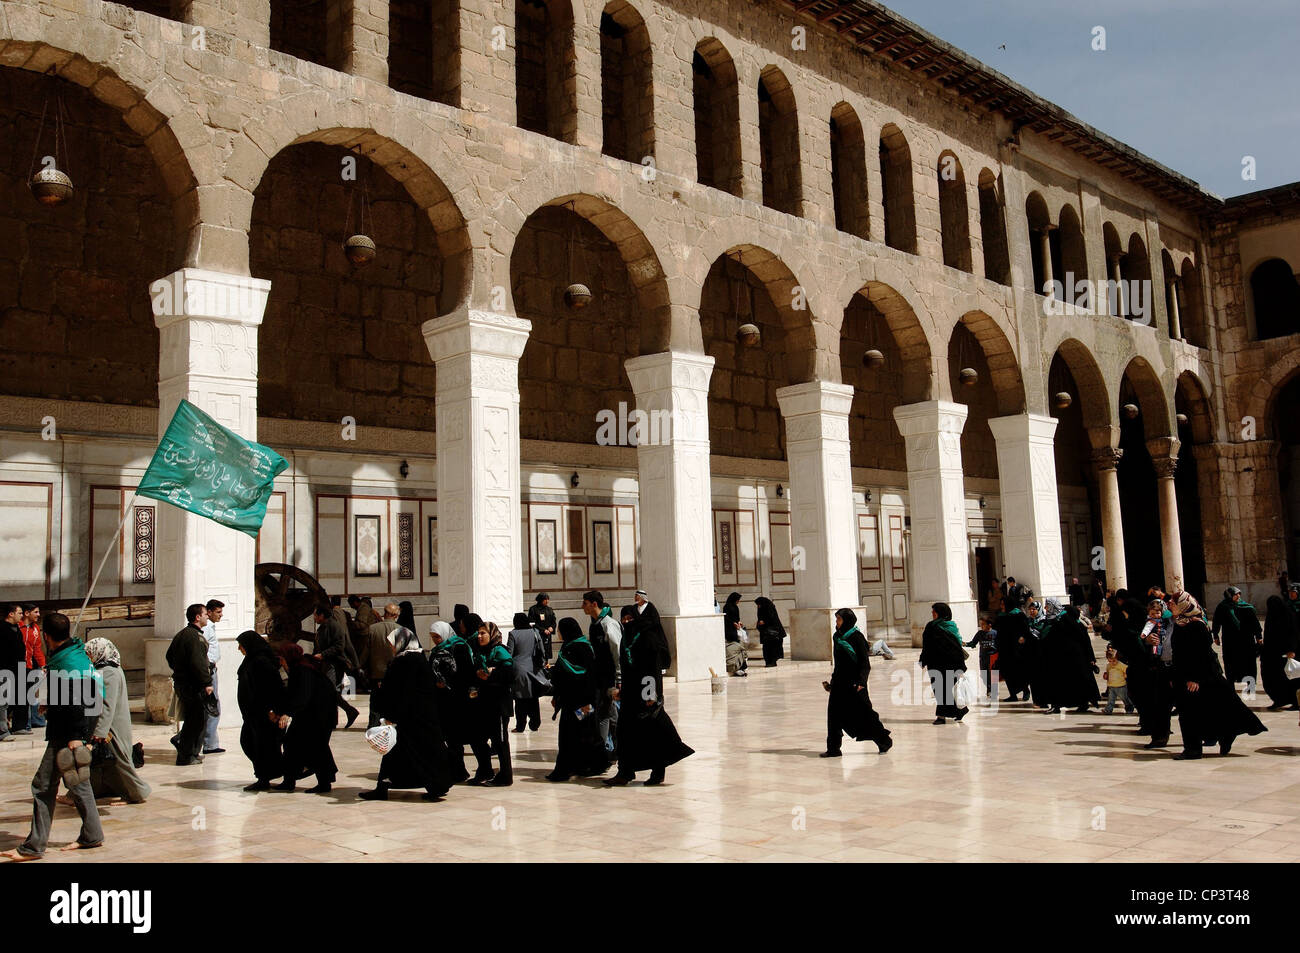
[977,169,1010,286]
[599,1,654,163]
[937,150,970,271]
[270,0,329,68]
[878,124,916,253]
[1251,258,1300,340]
[515,0,576,143]
[1125,234,1152,324]
[1179,259,1207,349]
[1025,192,1051,294]
[389,0,460,105]
[692,39,741,196]
[1057,204,1088,303]
[757,67,801,216]
[830,103,868,240]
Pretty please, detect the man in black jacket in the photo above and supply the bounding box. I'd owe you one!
[0,603,26,741]
[2,611,103,860]
[314,604,360,728]
[167,603,213,765]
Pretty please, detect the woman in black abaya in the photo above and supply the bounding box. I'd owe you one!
[1261,596,1299,710]
[821,609,892,756]
[1109,598,1157,735]
[1212,587,1261,687]
[993,604,1032,702]
[361,627,451,801]
[236,631,285,792]
[272,642,338,794]
[723,591,747,676]
[547,617,607,781]
[604,605,693,786]
[1172,611,1267,759]
[755,597,787,668]
[1042,605,1101,713]
[919,603,968,724]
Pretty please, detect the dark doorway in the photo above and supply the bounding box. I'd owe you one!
[1117,412,1164,592]
[975,546,995,611]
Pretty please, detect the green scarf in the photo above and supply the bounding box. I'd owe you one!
[936,619,962,644]
[47,639,95,678]
[834,626,861,660]
[558,636,591,676]
[438,632,465,652]
[597,606,612,621]
[45,639,102,693]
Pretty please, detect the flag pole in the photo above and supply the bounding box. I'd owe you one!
[73,488,140,641]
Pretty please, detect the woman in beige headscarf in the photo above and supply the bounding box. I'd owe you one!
[63,638,151,805]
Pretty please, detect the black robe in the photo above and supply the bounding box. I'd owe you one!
[1041,616,1100,709]
[237,649,285,782]
[1213,598,1261,686]
[994,610,1032,696]
[1172,619,1267,752]
[919,621,967,716]
[828,629,890,744]
[756,600,787,663]
[616,625,693,774]
[1261,599,1300,707]
[280,662,338,784]
[528,604,558,661]
[1109,601,1160,733]
[551,637,607,776]
[431,635,476,745]
[371,651,451,794]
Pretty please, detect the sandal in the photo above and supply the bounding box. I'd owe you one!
[55,746,93,790]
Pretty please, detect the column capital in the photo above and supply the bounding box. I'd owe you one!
[1152,456,1179,479]
[1090,446,1124,472]
[988,412,1059,443]
[775,380,854,420]
[892,399,969,437]
[423,308,531,364]
[151,268,270,330]
[624,351,715,397]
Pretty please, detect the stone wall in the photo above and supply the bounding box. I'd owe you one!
[251,142,441,431]
[0,68,174,407]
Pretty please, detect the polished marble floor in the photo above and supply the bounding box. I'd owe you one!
[2,645,1298,863]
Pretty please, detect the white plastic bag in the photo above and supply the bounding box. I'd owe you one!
[1284,657,1300,680]
[365,723,397,755]
[953,672,975,709]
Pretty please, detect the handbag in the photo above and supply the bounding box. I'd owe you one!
[528,667,554,697]
[365,723,397,755]
[1284,657,1300,680]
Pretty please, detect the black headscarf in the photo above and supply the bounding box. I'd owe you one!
[1063,605,1081,624]
[559,617,584,643]
[834,608,858,636]
[932,602,953,621]
[398,601,417,635]
[513,612,531,630]
[725,592,742,608]
[237,630,275,659]
[620,605,638,625]
[453,604,469,622]
[535,592,549,604]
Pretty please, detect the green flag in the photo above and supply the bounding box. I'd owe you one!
[137,399,288,538]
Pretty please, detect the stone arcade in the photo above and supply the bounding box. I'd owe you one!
[1,0,1299,727]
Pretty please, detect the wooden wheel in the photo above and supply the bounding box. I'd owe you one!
[254,562,330,643]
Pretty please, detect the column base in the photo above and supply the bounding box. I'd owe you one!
[144,638,173,724]
[789,607,863,661]
[664,614,727,682]
[908,600,977,647]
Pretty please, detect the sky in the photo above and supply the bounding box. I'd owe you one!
[876,0,1300,197]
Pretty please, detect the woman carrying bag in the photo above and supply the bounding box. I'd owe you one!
[919,603,969,724]
[754,597,786,668]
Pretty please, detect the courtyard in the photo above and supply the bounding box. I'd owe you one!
[4,646,1297,864]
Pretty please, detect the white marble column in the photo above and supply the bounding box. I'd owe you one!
[424,309,530,628]
[1151,450,1185,592]
[1090,446,1128,591]
[893,400,977,642]
[988,414,1067,602]
[624,352,723,682]
[776,381,859,659]
[149,268,270,726]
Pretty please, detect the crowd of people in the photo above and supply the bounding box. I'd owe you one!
[967,575,1299,761]
[3,572,1297,859]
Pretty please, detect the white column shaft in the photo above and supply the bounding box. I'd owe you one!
[988,413,1067,601]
